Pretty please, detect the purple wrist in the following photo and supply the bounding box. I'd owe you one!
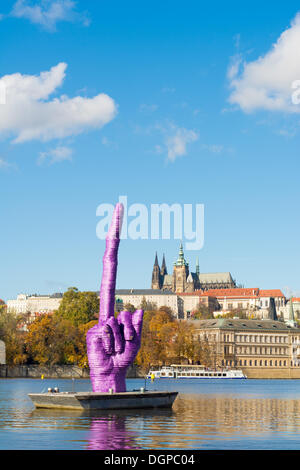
[89,370,127,393]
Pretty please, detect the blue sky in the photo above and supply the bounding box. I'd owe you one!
[1,0,300,300]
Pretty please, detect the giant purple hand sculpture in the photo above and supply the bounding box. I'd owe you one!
[86,203,143,393]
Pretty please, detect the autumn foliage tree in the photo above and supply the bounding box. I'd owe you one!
[56,287,99,326]
[26,314,78,365]
[0,308,27,365]
[191,303,214,319]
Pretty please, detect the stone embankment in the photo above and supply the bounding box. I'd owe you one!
[0,364,145,379]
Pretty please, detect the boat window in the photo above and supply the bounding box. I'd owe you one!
[168,373,173,376]
[218,373,221,377]
[222,374,226,376]
[161,372,165,376]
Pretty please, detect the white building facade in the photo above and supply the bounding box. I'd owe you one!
[7,293,63,315]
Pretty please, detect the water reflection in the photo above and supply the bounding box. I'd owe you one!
[86,415,139,450]
[1,379,300,449]
[168,394,300,448]
[30,408,175,450]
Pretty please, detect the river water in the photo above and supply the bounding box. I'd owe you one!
[1,378,300,450]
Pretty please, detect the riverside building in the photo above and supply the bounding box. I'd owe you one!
[7,293,63,317]
[191,318,300,378]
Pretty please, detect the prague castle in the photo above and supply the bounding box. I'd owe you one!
[151,243,236,293]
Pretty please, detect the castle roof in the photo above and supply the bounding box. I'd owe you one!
[259,289,285,298]
[198,272,234,284]
[189,318,298,331]
[116,289,176,296]
[202,288,285,299]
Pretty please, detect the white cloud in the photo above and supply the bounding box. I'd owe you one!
[0,157,16,170]
[0,62,117,144]
[0,158,9,168]
[11,0,90,31]
[38,145,73,165]
[165,126,199,162]
[228,13,300,113]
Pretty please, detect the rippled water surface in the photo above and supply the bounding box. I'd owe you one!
[1,378,300,449]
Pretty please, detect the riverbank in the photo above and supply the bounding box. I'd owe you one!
[0,364,145,379]
[2,364,300,379]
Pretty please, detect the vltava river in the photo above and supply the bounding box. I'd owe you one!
[1,378,300,449]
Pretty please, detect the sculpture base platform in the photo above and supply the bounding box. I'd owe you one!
[28,390,178,410]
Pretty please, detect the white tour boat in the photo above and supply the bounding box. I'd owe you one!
[147,364,247,380]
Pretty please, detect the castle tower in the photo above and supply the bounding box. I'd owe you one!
[196,256,200,276]
[161,254,168,276]
[151,252,161,289]
[172,243,189,293]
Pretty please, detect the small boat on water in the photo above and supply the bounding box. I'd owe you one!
[28,389,178,410]
[147,364,247,380]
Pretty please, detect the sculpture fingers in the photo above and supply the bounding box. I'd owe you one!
[99,203,124,322]
[106,316,124,354]
[86,326,109,363]
[131,309,144,339]
[117,311,135,341]
[99,324,114,355]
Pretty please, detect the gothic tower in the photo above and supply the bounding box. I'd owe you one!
[172,243,189,293]
[196,256,200,276]
[151,252,161,289]
[161,254,168,277]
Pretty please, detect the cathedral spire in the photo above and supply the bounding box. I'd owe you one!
[161,253,167,275]
[175,242,188,267]
[196,256,200,276]
[152,252,161,289]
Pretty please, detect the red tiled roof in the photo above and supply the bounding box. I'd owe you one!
[259,289,285,298]
[179,288,285,299]
[203,288,260,298]
[292,298,300,302]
